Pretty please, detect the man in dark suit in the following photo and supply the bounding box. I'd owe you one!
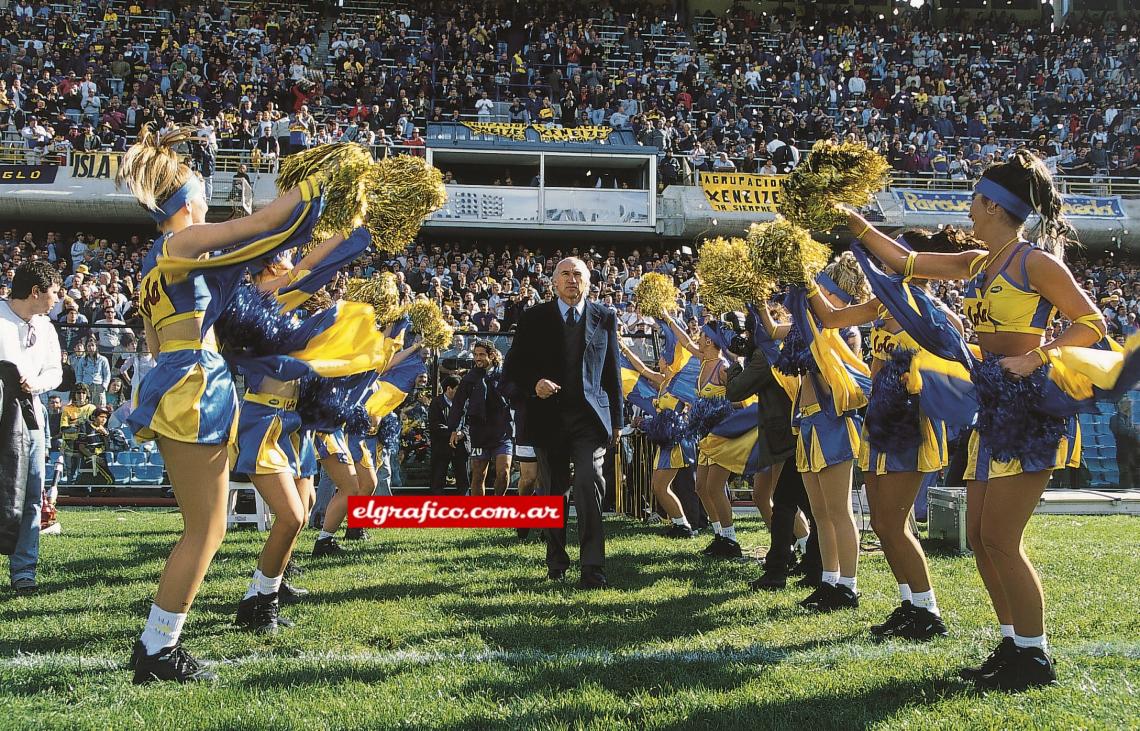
[725,310,822,591]
[503,257,623,589]
[428,376,470,496]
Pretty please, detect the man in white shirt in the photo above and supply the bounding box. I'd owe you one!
[0,262,63,594]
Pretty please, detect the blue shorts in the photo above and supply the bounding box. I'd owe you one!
[315,429,351,465]
[794,404,862,473]
[472,440,512,459]
[296,430,319,478]
[233,392,301,476]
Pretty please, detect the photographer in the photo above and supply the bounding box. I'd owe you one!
[724,308,821,590]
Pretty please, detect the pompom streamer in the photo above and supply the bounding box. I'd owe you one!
[344,273,405,327]
[773,325,814,377]
[971,355,1067,465]
[641,408,689,446]
[865,349,921,454]
[378,413,402,451]
[364,155,448,254]
[297,375,361,433]
[634,272,679,319]
[215,285,302,357]
[746,218,831,287]
[407,299,454,350]
[779,140,891,231]
[687,397,734,440]
[277,143,375,242]
[695,237,773,315]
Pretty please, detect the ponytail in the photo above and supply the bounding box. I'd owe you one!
[979,148,1076,259]
[115,124,196,217]
[822,251,871,302]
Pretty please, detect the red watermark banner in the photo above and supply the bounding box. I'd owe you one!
[347,496,565,529]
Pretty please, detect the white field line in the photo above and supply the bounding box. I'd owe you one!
[2,640,1138,673]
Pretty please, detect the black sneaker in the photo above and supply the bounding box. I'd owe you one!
[796,572,822,589]
[664,523,697,539]
[343,528,370,541]
[279,581,309,605]
[976,645,1058,692]
[312,536,345,557]
[516,528,531,540]
[235,592,284,634]
[893,606,949,642]
[799,583,834,611]
[283,559,304,579]
[749,569,788,592]
[959,637,1017,681]
[871,602,916,637]
[131,640,216,684]
[817,584,859,613]
[701,536,722,556]
[709,536,743,559]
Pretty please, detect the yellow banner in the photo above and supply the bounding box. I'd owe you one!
[71,152,121,180]
[461,122,527,141]
[460,122,613,143]
[532,125,611,142]
[700,173,786,212]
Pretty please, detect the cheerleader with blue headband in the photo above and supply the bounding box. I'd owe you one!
[842,149,1140,691]
[114,125,337,684]
[756,253,873,614]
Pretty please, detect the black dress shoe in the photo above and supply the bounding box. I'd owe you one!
[578,568,608,590]
[547,567,567,581]
[278,581,309,605]
[709,536,743,559]
[749,569,788,592]
[131,640,216,684]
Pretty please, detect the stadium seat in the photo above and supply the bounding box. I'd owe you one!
[108,464,132,483]
[132,464,164,485]
[116,451,147,467]
[148,452,165,468]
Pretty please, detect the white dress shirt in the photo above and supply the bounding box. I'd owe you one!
[0,300,63,396]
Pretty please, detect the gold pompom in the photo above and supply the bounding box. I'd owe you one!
[276,142,374,191]
[406,299,454,351]
[364,156,448,254]
[746,217,832,287]
[633,272,678,319]
[779,140,891,231]
[344,273,404,327]
[277,142,376,241]
[695,237,773,315]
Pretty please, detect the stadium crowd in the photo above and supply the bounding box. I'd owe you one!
[1,1,1139,182]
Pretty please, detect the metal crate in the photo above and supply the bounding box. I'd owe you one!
[927,487,969,555]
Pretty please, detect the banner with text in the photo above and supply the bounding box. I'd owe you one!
[699,173,786,212]
[0,165,58,184]
[71,152,121,180]
[461,122,612,143]
[893,189,1125,219]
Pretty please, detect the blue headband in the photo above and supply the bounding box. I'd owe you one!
[816,272,854,304]
[976,178,1033,223]
[701,322,734,354]
[150,178,202,223]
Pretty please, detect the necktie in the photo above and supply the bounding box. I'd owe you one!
[565,307,577,327]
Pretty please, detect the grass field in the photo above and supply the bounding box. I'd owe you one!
[1,509,1138,730]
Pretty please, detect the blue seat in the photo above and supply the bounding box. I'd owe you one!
[116,451,147,467]
[108,464,132,483]
[132,464,164,484]
[148,452,165,468]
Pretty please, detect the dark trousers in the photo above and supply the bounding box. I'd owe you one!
[536,419,608,573]
[429,442,470,495]
[765,459,821,575]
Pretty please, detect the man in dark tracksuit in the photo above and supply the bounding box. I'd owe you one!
[725,333,822,590]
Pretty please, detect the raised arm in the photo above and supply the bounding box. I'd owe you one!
[667,314,700,356]
[757,302,791,340]
[808,287,880,329]
[844,207,984,282]
[619,341,665,388]
[165,185,306,259]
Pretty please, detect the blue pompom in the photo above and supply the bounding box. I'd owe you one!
[971,355,1066,464]
[298,375,360,432]
[641,408,688,446]
[687,396,734,439]
[378,413,401,450]
[343,405,373,437]
[216,284,304,357]
[865,348,921,454]
[774,325,815,376]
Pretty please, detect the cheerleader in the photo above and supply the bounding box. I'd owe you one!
[619,341,697,538]
[844,150,1107,690]
[805,231,969,639]
[117,126,327,683]
[666,316,749,559]
[758,254,872,612]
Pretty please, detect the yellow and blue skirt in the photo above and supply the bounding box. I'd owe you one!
[315,429,351,465]
[347,434,375,472]
[859,409,949,476]
[296,430,319,478]
[964,417,1080,482]
[794,403,862,474]
[128,346,237,445]
[698,405,760,473]
[655,438,696,470]
[233,392,301,476]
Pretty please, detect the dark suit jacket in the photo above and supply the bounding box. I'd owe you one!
[428,394,455,447]
[725,347,796,468]
[502,299,623,447]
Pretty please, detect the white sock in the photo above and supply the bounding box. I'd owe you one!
[139,603,187,655]
[1014,633,1048,651]
[318,530,334,541]
[898,583,912,603]
[837,575,857,592]
[794,535,808,553]
[821,570,840,586]
[1000,624,1015,639]
[258,572,283,596]
[243,569,262,601]
[671,516,691,528]
[721,525,737,542]
[711,521,723,536]
[911,589,940,616]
